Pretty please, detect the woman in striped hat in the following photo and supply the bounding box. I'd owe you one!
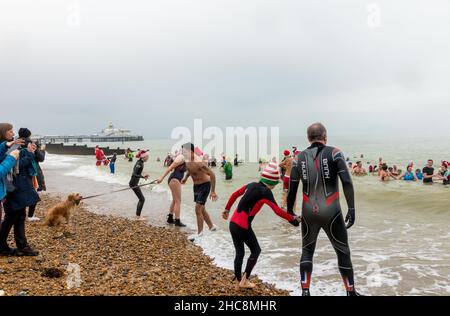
[223,162,301,290]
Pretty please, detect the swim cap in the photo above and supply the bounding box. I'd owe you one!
[260,162,280,186]
[194,147,204,157]
[136,150,149,159]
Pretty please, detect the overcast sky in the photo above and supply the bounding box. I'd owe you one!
[1,0,449,139]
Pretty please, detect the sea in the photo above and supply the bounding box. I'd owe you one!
[41,136,450,296]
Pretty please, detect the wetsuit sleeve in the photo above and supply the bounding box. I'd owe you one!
[265,191,295,222]
[287,157,301,215]
[225,185,248,211]
[334,150,355,210]
[132,161,144,178]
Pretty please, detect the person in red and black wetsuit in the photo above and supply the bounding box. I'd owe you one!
[287,122,361,296]
[223,162,300,290]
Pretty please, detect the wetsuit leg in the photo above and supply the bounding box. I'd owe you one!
[230,222,261,281]
[243,227,261,279]
[300,215,321,290]
[323,212,355,292]
[230,222,246,281]
[132,187,145,216]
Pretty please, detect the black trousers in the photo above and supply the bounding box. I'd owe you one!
[230,222,261,281]
[37,166,46,191]
[0,206,28,250]
[28,203,37,218]
[132,187,145,216]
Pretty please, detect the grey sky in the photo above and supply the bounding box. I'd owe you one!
[1,0,449,139]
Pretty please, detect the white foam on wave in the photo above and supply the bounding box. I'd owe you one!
[64,165,128,185]
[151,185,170,194]
[43,154,79,169]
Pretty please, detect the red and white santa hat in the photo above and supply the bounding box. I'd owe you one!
[260,162,280,186]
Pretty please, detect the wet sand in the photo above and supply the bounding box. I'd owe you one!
[0,195,288,296]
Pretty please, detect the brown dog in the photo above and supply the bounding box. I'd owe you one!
[44,193,83,227]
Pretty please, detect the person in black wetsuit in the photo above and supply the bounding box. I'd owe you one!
[224,162,300,290]
[129,150,150,219]
[287,122,361,296]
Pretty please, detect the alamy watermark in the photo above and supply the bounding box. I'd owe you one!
[367,3,382,28]
[66,3,81,28]
[171,119,280,163]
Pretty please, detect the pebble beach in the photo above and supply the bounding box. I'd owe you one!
[0,195,288,296]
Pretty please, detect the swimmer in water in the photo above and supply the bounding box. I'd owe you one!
[391,165,401,177]
[398,165,418,181]
[351,161,367,176]
[379,164,395,181]
[258,159,263,172]
[287,122,361,296]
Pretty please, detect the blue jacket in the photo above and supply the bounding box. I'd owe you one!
[0,142,17,201]
[3,148,40,210]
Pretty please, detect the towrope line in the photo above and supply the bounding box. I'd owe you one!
[81,180,158,200]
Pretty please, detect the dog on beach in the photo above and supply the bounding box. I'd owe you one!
[44,193,83,227]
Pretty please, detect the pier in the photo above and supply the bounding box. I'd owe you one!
[37,135,144,144]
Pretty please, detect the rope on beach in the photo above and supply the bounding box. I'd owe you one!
[80,180,159,201]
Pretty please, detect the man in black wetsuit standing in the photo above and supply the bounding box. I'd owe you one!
[287,122,361,296]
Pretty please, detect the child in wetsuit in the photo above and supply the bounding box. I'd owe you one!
[223,162,300,290]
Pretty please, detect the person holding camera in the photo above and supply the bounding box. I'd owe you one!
[35,141,47,192]
[27,139,47,221]
[0,127,40,256]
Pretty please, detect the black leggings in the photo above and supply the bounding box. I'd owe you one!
[28,203,37,218]
[132,187,145,216]
[230,222,261,281]
[0,206,28,250]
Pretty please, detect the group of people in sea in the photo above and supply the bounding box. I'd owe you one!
[88,123,448,295]
[348,157,450,185]
[0,123,48,258]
